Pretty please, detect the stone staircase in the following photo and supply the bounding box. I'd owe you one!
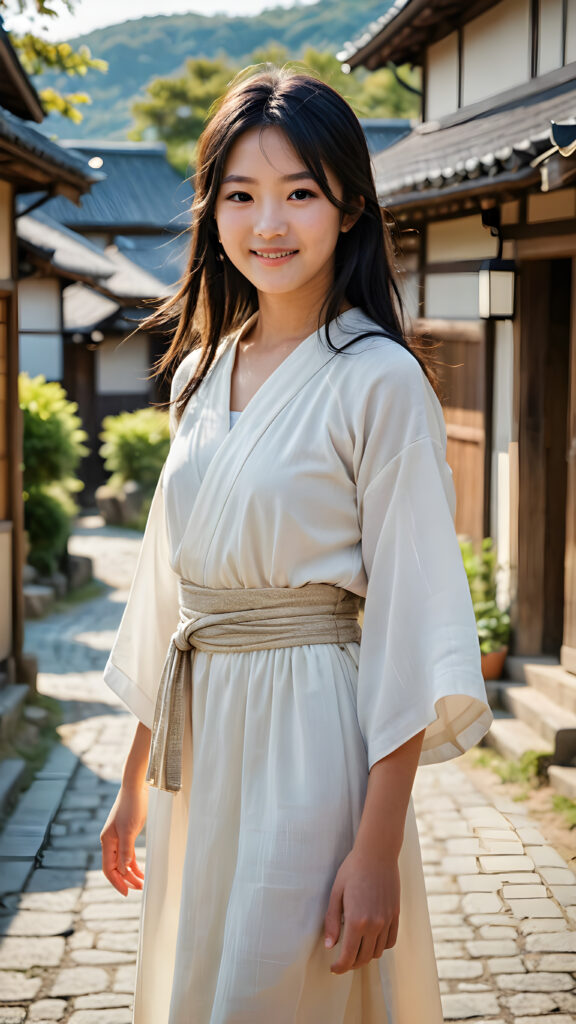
[484,655,576,800]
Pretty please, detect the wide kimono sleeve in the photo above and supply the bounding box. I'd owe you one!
[354,347,494,770]
[101,353,197,727]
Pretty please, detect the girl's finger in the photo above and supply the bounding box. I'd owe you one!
[330,919,362,974]
[373,930,388,959]
[352,933,378,969]
[324,880,343,950]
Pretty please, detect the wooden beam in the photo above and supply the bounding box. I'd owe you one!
[413,317,484,343]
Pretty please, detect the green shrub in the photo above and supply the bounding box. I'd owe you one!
[459,537,511,654]
[99,407,170,495]
[19,374,89,576]
[19,373,89,492]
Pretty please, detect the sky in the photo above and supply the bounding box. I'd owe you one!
[6,0,319,41]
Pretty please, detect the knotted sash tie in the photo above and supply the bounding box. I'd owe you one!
[145,581,362,793]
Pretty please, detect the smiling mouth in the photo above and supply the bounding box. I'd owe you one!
[250,249,298,260]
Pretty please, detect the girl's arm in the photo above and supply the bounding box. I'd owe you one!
[100,721,152,896]
[324,728,425,973]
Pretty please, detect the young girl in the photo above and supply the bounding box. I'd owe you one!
[101,67,493,1024]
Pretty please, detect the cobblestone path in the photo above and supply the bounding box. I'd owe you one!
[1,516,576,1022]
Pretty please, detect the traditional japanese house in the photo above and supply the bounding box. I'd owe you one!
[0,19,96,738]
[340,0,576,786]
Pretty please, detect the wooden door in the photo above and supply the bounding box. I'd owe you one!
[562,261,576,674]
[516,259,571,656]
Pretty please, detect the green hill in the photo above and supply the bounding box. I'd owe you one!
[39,0,393,140]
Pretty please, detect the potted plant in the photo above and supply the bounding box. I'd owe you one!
[459,537,511,681]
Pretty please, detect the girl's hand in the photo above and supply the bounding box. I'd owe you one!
[324,847,400,974]
[100,784,148,896]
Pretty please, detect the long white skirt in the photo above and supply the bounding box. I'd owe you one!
[133,643,444,1024]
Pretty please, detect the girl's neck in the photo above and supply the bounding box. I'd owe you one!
[249,290,352,350]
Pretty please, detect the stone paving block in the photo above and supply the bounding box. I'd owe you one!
[550,885,576,906]
[473,828,518,841]
[441,857,479,874]
[95,932,139,954]
[0,910,73,937]
[69,930,95,950]
[462,808,509,826]
[436,959,483,979]
[434,941,465,958]
[71,949,135,965]
[426,895,461,913]
[537,866,576,885]
[469,914,520,928]
[500,992,559,1014]
[515,827,548,845]
[495,971,574,990]
[514,1015,574,1024]
[40,851,89,870]
[0,859,34,897]
[113,964,136,993]
[506,898,563,919]
[466,939,518,957]
[67,1012,131,1024]
[502,884,548,899]
[486,957,525,973]
[461,892,504,915]
[479,925,517,939]
[425,876,459,893]
[445,839,484,854]
[431,926,475,941]
[60,794,101,812]
[441,992,500,1019]
[457,874,502,892]
[0,937,65,969]
[25,869,85,894]
[478,854,535,873]
[528,953,576,970]
[0,970,43,1000]
[81,901,141,921]
[28,1000,68,1021]
[74,995,132,1009]
[51,966,109,997]
[0,1009,26,1023]
[526,845,569,868]
[83,918,140,934]
[525,931,576,952]
[519,918,568,933]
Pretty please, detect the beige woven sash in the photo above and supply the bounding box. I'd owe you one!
[145,581,362,793]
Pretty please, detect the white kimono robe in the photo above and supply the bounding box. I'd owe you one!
[103,306,493,1024]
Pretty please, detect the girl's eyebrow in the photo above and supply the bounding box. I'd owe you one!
[221,171,315,184]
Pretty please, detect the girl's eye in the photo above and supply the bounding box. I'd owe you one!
[226,191,252,202]
[289,189,315,201]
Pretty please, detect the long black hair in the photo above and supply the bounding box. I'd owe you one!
[147,65,437,421]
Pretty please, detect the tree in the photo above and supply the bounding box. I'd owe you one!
[130,46,420,175]
[1,0,107,122]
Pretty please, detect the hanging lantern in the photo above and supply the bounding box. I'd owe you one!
[479,259,516,320]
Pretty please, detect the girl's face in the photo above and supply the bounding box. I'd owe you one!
[214,126,360,302]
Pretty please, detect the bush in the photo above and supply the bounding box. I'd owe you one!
[19,374,89,575]
[99,407,170,495]
[459,537,511,654]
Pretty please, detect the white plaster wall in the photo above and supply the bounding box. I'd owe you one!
[426,32,459,120]
[462,0,531,107]
[490,320,515,608]
[19,332,63,380]
[18,278,61,331]
[567,0,576,62]
[424,273,479,318]
[0,181,12,281]
[96,334,151,395]
[427,215,499,262]
[0,523,12,660]
[538,0,564,74]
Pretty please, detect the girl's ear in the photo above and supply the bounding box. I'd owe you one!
[341,196,365,234]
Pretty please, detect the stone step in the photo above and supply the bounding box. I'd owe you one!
[0,758,27,821]
[0,684,29,743]
[484,715,552,761]
[548,764,576,801]
[506,654,559,684]
[501,684,576,763]
[23,582,56,619]
[522,662,576,715]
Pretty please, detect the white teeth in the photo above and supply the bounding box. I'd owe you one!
[254,250,296,259]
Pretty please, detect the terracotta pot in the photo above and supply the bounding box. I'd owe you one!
[481,646,508,681]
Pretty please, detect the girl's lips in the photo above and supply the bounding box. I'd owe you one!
[250,249,298,264]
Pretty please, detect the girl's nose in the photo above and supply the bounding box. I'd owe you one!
[253,206,288,239]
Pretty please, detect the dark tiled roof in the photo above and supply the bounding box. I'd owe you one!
[18,209,116,280]
[359,118,413,157]
[36,141,192,231]
[337,0,412,64]
[0,108,100,185]
[0,19,43,122]
[63,283,120,333]
[114,232,189,289]
[373,79,576,206]
[99,245,171,301]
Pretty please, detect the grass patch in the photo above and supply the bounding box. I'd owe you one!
[467,745,552,787]
[552,794,576,829]
[52,578,106,612]
[0,692,63,827]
